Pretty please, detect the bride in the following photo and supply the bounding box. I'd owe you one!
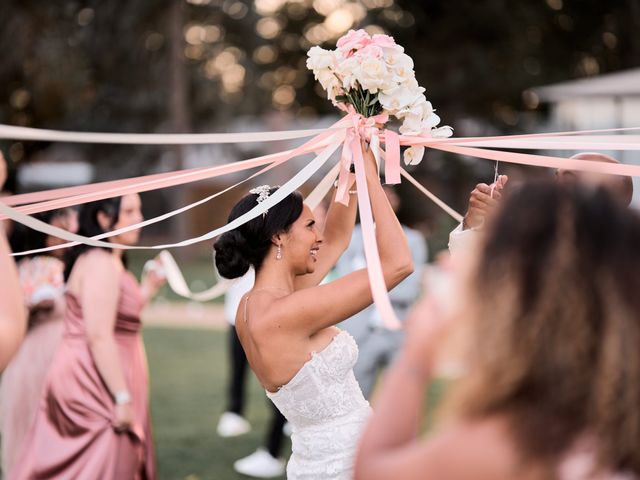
[214,141,413,479]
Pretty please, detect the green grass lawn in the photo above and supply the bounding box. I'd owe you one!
[145,326,290,480]
[145,325,447,480]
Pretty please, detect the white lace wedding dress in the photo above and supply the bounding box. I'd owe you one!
[266,330,372,479]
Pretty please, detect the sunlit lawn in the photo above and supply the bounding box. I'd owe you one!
[145,325,447,480]
[145,326,289,480]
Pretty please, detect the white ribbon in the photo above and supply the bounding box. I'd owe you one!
[0,133,345,253]
[0,123,343,145]
[145,166,341,303]
[400,169,464,223]
[147,251,233,302]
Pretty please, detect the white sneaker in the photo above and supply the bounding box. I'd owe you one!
[234,448,286,478]
[282,421,292,437]
[217,412,251,438]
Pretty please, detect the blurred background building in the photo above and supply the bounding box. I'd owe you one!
[532,67,640,202]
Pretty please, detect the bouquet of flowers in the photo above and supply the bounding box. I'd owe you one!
[307,29,452,165]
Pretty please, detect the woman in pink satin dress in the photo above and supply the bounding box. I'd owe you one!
[0,150,28,373]
[11,194,165,480]
[0,208,78,474]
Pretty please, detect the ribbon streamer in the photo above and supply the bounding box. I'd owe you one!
[351,134,401,330]
[4,120,350,215]
[9,125,346,256]
[0,133,345,253]
[429,143,640,177]
[0,123,343,145]
[400,169,464,223]
[148,251,233,302]
[2,117,640,331]
[143,169,341,303]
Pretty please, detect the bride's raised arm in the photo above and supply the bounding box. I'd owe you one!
[294,180,358,290]
[275,144,413,336]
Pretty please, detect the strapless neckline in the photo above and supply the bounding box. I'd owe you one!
[266,330,349,396]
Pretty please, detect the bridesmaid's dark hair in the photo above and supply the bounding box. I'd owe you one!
[63,197,123,280]
[214,187,303,279]
[9,209,72,260]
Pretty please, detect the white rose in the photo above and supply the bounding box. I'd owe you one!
[393,56,415,84]
[401,77,420,91]
[338,56,362,90]
[357,58,389,93]
[306,46,335,72]
[389,52,414,70]
[403,146,425,166]
[381,45,405,61]
[378,85,424,113]
[316,69,338,91]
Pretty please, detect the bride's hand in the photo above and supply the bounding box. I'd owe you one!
[360,138,378,174]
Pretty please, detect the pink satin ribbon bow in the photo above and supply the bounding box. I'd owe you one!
[334,108,401,206]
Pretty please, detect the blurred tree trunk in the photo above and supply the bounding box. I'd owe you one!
[169,0,190,140]
[168,0,191,257]
[628,0,640,62]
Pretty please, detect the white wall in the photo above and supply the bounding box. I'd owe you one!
[548,95,640,206]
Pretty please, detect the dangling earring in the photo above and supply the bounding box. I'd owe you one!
[276,244,283,260]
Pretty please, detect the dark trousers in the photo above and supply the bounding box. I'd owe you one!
[227,325,248,415]
[226,326,287,457]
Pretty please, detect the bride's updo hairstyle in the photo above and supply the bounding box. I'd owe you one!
[214,187,304,279]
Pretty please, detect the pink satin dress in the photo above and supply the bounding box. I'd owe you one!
[11,271,156,480]
[0,256,66,474]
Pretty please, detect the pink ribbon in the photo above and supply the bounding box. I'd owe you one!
[3,119,640,333]
[430,142,640,178]
[383,129,400,185]
[351,132,401,330]
[334,109,392,205]
[330,108,402,328]
[3,117,350,217]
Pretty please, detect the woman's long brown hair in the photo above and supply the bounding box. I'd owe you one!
[447,181,640,476]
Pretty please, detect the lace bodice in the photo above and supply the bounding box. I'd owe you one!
[266,330,371,479]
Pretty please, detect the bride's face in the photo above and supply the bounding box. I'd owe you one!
[282,204,323,275]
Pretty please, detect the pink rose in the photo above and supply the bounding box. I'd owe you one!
[336,29,371,57]
[371,34,397,48]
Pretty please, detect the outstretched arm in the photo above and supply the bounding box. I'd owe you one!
[355,296,437,479]
[354,293,517,480]
[0,224,27,371]
[294,184,358,290]
[0,152,27,372]
[270,142,413,336]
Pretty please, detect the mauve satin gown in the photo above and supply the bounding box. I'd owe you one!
[11,271,156,479]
